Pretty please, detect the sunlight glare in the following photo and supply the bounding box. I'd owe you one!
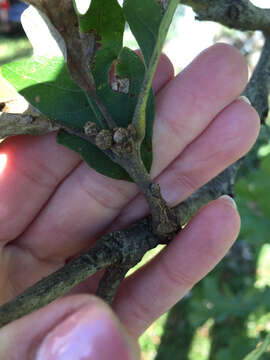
[0,154,7,175]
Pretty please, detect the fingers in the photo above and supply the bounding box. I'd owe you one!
[0,295,140,360]
[16,44,251,261]
[161,97,260,206]
[150,43,248,175]
[113,97,260,228]
[0,53,173,246]
[0,133,81,243]
[113,196,240,337]
[151,53,174,93]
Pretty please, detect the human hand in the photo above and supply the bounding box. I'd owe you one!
[0,43,260,359]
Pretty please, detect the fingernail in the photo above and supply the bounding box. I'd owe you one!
[239,95,251,105]
[36,305,134,360]
[219,194,237,209]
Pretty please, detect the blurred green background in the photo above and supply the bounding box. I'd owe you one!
[0,34,32,66]
[1,2,270,359]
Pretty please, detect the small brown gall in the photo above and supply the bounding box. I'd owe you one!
[113,127,129,144]
[84,122,99,137]
[95,129,113,150]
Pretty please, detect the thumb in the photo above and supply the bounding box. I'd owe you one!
[0,294,140,360]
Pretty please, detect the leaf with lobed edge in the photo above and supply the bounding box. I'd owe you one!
[59,0,155,178]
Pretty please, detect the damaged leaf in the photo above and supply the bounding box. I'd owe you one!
[2,0,157,180]
[1,51,154,180]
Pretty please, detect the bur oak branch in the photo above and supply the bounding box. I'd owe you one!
[0,218,159,328]
[181,0,270,33]
[0,111,59,137]
[243,35,270,123]
[0,167,234,328]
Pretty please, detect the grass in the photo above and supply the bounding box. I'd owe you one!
[0,34,32,66]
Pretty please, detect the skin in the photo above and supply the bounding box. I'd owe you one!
[0,43,260,359]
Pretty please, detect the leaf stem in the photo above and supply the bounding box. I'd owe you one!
[96,266,130,305]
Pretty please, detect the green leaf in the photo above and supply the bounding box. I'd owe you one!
[95,47,155,152]
[1,0,157,180]
[57,130,130,180]
[1,52,154,180]
[243,333,270,360]
[1,57,89,127]
[58,47,155,178]
[73,0,125,54]
[236,155,270,219]
[77,0,125,94]
[123,0,179,141]
[123,0,163,67]
[1,57,93,129]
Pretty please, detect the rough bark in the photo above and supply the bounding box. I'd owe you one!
[181,0,270,33]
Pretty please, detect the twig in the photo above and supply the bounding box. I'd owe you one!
[0,158,235,329]
[0,111,59,137]
[112,141,180,240]
[243,35,270,123]
[176,163,240,224]
[0,219,158,328]
[97,266,130,305]
[181,0,270,33]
